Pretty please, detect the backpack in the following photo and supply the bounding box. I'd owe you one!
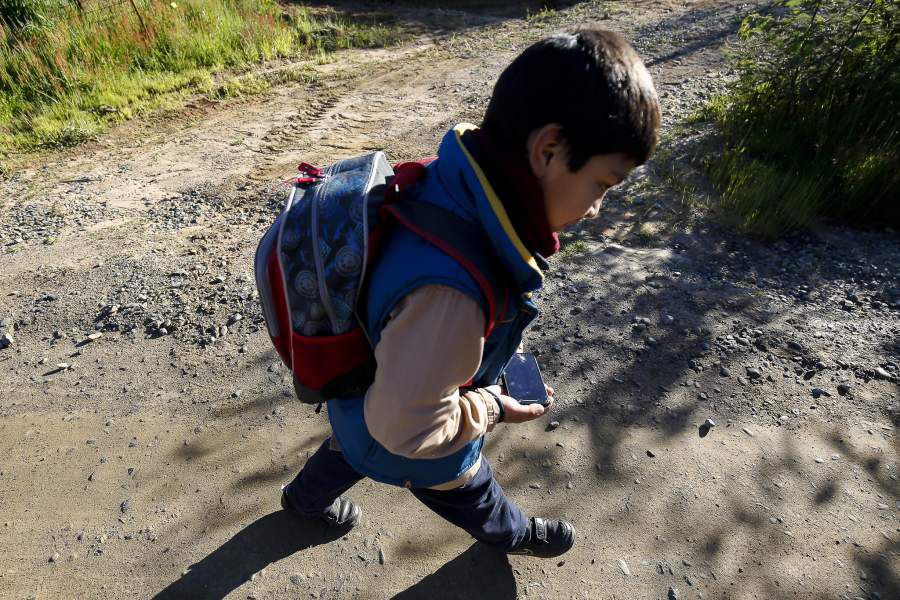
[254,152,503,405]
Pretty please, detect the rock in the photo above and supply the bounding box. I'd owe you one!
[0,333,12,350]
[668,587,679,600]
[742,427,754,437]
[529,483,542,489]
[719,365,731,377]
[290,574,305,585]
[85,332,103,342]
[746,367,762,380]
[547,421,560,431]
[48,552,59,563]
[52,330,66,340]
[699,418,715,438]
[661,314,675,325]
[837,383,851,396]
[617,559,631,576]
[646,450,656,457]
[120,499,130,514]
[227,313,243,326]
[874,367,892,380]
[378,548,386,565]
[811,387,831,398]
[87,471,95,482]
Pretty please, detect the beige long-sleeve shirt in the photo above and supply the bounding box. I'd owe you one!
[329,284,502,489]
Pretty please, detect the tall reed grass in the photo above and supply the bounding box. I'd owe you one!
[704,0,899,236]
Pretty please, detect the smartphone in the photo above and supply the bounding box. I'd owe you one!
[502,352,550,407]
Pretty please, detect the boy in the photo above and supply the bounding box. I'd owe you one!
[280,28,660,558]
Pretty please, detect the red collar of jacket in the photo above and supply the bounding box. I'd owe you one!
[464,128,560,258]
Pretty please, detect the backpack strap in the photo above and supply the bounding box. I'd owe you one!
[380,200,509,339]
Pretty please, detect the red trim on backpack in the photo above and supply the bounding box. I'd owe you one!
[266,249,292,366]
[290,326,371,390]
[381,204,497,339]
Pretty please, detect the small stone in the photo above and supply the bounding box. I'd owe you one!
[646,450,655,458]
[120,499,130,513]
[746,367,761,380]
[566,481,574,490]
[699,418,716,438]
[811,387,831,398]
[290,574,305,585]
[718,365,731,377]
[49,552,60,563]
[661,314,675,325]
[0,333,13,350]
[87,471,95,482]
[378,548,385,564]
[547,421,560,431]
[529,483,542,489]
[227,313,243,326]
[837,383,851,396]
[742,427,754,437]
[617,559,631,576]
[85,332,103,342]
[874,367,892,380]
[668,587,679,600]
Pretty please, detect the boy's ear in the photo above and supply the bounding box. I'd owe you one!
[527,123,565,178]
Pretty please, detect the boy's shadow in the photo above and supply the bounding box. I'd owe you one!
[152,511,517,600]
[152,510,345,600]
[393,543,517,599]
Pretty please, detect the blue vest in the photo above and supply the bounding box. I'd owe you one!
[326,124,547,488]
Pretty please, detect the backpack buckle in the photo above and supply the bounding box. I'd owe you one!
[297,162,323,177]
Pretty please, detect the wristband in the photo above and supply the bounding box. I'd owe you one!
[486,388,505,423]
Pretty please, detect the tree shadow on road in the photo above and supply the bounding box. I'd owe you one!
[152,510,346,600]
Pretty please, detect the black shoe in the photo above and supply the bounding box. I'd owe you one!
[508,517,575,558]
[280,488,361,529]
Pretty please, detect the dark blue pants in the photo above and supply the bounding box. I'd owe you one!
[285,438,530,552]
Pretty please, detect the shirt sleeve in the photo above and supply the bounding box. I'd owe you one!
[363,284,501,460]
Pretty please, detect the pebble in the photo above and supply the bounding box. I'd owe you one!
[668,587,679,600]
[120,499,130,513]
[718,365,731,377]
[745,367,762,380]
[0,333,12,349]
[85,332,103,342]
[742,427,754,437]
[874,367,891,380]
[617,559,631,576]
[378,548,386,564]
[290,574,305,585]
[699,418,715,438]
[811,387,831,398]
[547,421,560,431]
[529,483,542,489]
[837,383,851,396]
[48,552,59,563]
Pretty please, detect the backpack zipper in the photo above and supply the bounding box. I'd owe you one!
[310,164,341,333]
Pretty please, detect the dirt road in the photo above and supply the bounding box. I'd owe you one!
[1,2,897,599]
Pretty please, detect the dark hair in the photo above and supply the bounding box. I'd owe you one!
[481,29,661,170]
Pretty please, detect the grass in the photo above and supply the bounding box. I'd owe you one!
[700,0,899,236]
[0,0,402,154]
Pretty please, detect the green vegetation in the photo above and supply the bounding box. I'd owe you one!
[0,0,400,152]
[704,0,899,236]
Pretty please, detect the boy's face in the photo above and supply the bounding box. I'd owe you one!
[528,125,636,231]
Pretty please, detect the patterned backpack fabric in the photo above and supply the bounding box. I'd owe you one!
[255,152,502,405]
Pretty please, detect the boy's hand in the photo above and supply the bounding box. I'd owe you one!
[486,385,554,424]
